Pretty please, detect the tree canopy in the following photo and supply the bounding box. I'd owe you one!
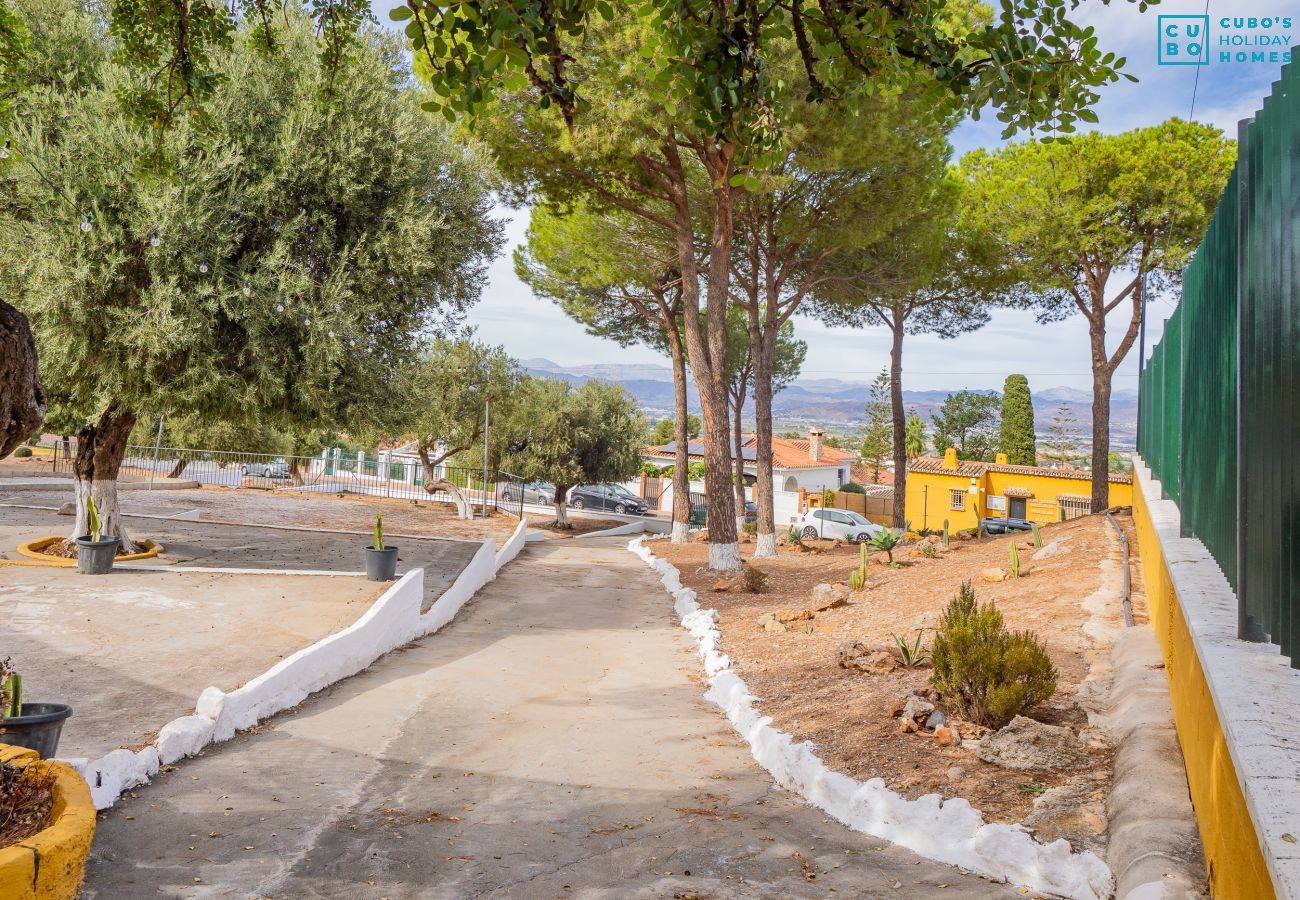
[932,390,1000,461]
[997,374,1036,465]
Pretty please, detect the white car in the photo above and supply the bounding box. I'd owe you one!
[794,508,888,542]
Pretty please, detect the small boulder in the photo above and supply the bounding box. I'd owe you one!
[810,582,851,610]
[1033,540,1071,561]
[777,608,816,623]
[976,715,1091,771]
[980,567,1008,583]
[944,765,966,781]
[899,718,919,734]
[901,695,935,723]
[924,709,948,731]
[757,614,788,634]
[1022,780,1107,853]
[837,640,896,674]
[57,501,75,516]
[934,726,962,747]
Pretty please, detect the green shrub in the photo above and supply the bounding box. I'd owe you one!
[787,525,802,546]
[741,565,768,593]
[822,488,836,508]
[930,582,1056,728]
[741,520,757,536]
[838,481,866,494]
[867,528,903,563]
[12,447,31,458]
[918,542,939,559]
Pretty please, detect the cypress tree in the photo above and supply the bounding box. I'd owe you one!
[998,375,1037,465]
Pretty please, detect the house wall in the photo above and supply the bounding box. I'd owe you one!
[905,469,1134,533]
[781,466,850,493]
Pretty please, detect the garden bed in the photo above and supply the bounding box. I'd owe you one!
[652,514,1135,851]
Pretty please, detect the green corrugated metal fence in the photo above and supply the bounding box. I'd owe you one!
[1138,62,1298,666]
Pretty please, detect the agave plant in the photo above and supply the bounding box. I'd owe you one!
[891,630,930,668]
[373,513,385,551]
[868,528,903,564]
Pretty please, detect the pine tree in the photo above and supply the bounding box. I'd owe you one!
[860,370,893,482]
[998,374,1036,465]
[1041,404,1081,466]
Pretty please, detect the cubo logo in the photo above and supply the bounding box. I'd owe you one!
[1159,15,1210,65]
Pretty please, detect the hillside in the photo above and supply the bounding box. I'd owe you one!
[521,359,1138,447]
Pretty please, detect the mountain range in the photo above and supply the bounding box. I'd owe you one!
[521,358,1138,447]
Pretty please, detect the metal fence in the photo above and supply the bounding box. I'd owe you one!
[50,443,525,519]
[1138,61,1298,665]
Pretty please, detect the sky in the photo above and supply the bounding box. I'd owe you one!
[371,0,1288,392]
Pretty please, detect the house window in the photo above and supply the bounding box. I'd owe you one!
[949,489,966,511]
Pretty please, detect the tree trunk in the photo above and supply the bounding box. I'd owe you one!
[71,401,139,551]
[417,445,472,519]
[1089,318,1113,514]
[0,299,46,459]
[889,309,907,529]
[749,310,778,558]
[668,335,692,543]
[167,458,188,479]
[288,456,305,487]
[553,484,573,529]
[731,386,747,533]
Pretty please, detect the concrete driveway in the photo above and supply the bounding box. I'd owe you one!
[84,539,1015,899]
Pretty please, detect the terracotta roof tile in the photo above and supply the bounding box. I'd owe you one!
[906,456,1133,484]
[643,435,858,470]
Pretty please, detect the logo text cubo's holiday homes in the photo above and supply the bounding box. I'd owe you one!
[1159,15,1294,66]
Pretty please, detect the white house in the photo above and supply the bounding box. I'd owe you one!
[642,426,857,492]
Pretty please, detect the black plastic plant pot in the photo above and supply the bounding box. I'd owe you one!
[0,703,72,758]
[365,546,399,581]
[74,534,120,575]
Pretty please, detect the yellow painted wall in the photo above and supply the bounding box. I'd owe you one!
[905,468,1133,532]
[1132,480,1274,899]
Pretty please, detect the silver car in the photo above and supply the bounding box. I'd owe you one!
[240,457,290,479]
[795,508,888,542]
[503,481,555,505]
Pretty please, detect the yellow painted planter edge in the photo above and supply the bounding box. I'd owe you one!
[10,536,161,567]
[0,745,96,900]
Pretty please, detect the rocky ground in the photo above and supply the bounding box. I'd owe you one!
[655,513,1141,854]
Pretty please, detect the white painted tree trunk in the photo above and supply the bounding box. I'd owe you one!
[708,541,742,572]
[553,499,570,528]
[671,521,690,543]
[754,532,777,559]
[71,478,135,551]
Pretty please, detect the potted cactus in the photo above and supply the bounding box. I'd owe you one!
[0,658,72,758]
[73,496,119,574]
[364,513,399,581]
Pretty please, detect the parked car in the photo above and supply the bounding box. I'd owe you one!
[794,508,888,542]
[503,481,555,506]
[980,516,1034,534]
[742,501,758,523]
[569,483,648,515]
[240,457,290,479]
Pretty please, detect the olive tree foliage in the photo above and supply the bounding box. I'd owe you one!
[958,120,1235,510]
[0,3,501,547]
[504,377,646,528]
[396,336,523,519]
[515,201,700,541]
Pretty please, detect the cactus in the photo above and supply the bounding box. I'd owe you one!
[1009,540,1021,578]
[373,513,385,551]
[1031,522,1043,548]
[942,519,950,548]
[847,542,869,591]
[3,672,20,718]
[87,495,102,542]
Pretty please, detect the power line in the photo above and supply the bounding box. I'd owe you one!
[795,369,1139,377]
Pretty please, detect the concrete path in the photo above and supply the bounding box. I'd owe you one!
[84,539,1015,899]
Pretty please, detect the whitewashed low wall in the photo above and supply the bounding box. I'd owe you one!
[627,535,1113,900]
[773,489,802,526]
[75,517,530,809]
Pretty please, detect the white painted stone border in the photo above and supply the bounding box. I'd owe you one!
[1134,459,1300,899]
[628,535,1113,900]
[573,519,646,539]
[72,517,529,809]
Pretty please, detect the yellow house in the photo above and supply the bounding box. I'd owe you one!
[904,448,1133,532]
